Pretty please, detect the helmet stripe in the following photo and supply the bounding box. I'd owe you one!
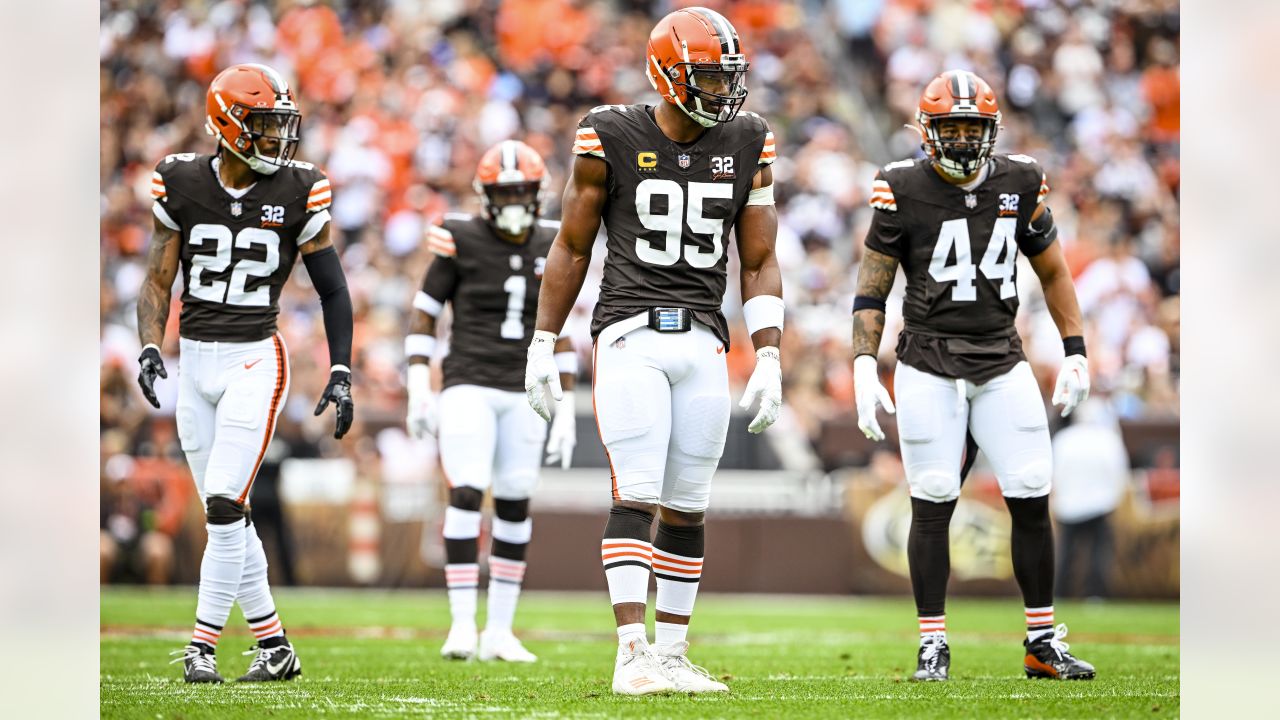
[688,7,737,55]
[501,141,517,174]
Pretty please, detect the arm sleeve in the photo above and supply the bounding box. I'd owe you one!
[301,245,353,368]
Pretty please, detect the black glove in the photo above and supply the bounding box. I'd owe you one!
[314,368,353,439]
[137,345,168,409]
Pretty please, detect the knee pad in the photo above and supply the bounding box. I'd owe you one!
[206,496,247,526]
[449,486,484,512]
[910,470,960,503]
[1002,460,1052,499]
[494,498,530,522]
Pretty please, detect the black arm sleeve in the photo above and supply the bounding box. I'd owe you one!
[1017,205,1058,257]
[302,246,353,369]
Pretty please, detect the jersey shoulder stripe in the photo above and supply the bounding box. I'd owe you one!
[306,177,331,212]
[573,126,605,158]
[869,177,897,212]
[151,171,166,199]
[425,225,457,257]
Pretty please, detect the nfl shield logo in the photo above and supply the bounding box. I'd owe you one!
[678,153,691,169]
[510,255,522,271]
[230,201,243,217]
[964,194,977,209]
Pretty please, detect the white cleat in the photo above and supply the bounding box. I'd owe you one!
[654,641,729,693]
[441,625,478,660]
[611,638,677,696]
[478,629,538,663]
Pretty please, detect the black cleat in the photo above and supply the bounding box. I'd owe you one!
[236,639,302,682]
[911,637,950,681]
[170,644,224,683]
[1024,624,1096,680]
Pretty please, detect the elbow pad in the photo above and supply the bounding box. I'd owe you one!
[302,246,353,368]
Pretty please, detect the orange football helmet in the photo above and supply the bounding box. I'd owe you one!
[474,140,547,236]
[917,70,1002,179]
[205,64,301,175]
[646,7,749,128]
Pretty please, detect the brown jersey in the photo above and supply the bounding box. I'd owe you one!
[864,154,1055,383]
[419,213,558,392]
[572,104,776,349]
[151,153,331,342]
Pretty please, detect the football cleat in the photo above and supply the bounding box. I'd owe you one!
[441,625,478,661]
[169,644,223,683]
[236,639,301,682]
[911,637,950,681]
[612,638,677,696]
[653,641,729,693]
[1024,624,1096,680]
[478,629,537,663]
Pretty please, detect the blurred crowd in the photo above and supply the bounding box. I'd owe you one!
[100,0,1179,580]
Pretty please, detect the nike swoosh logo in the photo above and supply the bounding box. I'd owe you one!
[715,345,724,355]
[266,654,291,675]
[244,359,262,370]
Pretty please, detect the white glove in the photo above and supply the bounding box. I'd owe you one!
[525,330,562,422]
[739,347,782,434]
[545,392,577,469]
[405,363,438,439]
[1052,354,1090,418]
[854,354,895,441]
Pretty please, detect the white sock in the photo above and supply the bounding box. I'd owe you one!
[919,615,946,644]
[239,523,284,642]
[655,620,688,647]
[601,539,652,606]
[194,521,246,642]
[485,556,526,634]
[445,564,479,630]
[616,622,647,651]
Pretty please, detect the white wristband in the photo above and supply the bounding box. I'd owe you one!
[413,291,443,317]
[406,362,431,396]
[405,333,437,360]
[554,351,578,375]
[743,295,785,336]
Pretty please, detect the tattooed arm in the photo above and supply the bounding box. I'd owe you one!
[137,213,182,348]
[851,248,899,358]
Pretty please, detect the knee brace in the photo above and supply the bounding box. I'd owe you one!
[1002,460,1052,499]
[911,470,961,503]
[449,486,484,512]
[206,496,247,526]
[493,498,530,523]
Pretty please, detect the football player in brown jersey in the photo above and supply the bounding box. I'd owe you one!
[405,141,574,663]
[852,70,1095,682]
[136,64,353,683]
[524,7,784,695]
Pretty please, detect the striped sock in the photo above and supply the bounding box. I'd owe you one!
[191,619,222,650]
[601,539,652,607]
[652,521,703,647]
[486,556,527,633]
[247,612,285,644]
[1025,606,1054,641]
[918,614,946,643]
[443,504,482,630]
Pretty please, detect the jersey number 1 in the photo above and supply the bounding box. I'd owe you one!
[929,218,1019,301]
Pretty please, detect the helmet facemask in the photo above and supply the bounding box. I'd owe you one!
[922,115,999,179]
[478,180,542,236]
[651,54,749,128]
[233,109,301,175]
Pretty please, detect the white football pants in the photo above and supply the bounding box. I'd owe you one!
[176,334,290,503]
[438,384,547,500]
[894,360,1052,503]
[592,317,730,513]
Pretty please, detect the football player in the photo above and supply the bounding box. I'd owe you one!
[405,140,575,663]
[524,8,784,695]
[851,70,1095,682]
[136,64,354,683]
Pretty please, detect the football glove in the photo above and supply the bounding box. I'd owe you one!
[1052,354,1090,418]
[314,367,354,439]
[137,344,167,409]
[405,363,437,439]
[524,330,562,422]
[545,392,577,469]
[739,347,783,434]
[854,354,895,442]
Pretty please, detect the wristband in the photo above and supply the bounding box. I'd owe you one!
[743,295,785,336]
[1062,336,1086,358]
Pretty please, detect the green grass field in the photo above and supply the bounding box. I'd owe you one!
[101,587,1178,718]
